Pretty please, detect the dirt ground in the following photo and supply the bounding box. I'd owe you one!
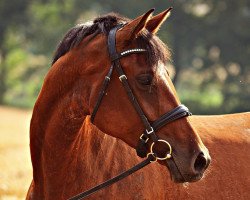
[0,106,32,200]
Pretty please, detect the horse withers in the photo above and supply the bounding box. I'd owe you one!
[27,8,211,199]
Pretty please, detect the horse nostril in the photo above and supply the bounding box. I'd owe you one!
[194,153,208,173]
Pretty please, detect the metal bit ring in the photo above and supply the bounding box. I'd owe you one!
[150,139,172,160]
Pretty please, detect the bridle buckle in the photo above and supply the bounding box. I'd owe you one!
[146,126,154,135]
[105,76,110,81]
[119,75,127,81]
[140,134,149,143]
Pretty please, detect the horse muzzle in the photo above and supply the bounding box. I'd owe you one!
[165,151,211,183]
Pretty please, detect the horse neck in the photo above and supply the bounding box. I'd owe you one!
[28,59,137,196]
[29,55,92,195]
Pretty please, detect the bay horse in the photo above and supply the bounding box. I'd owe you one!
[27,8,244,199]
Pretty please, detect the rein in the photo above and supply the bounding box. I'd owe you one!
[69,154,156,200]
[68,25,191,200]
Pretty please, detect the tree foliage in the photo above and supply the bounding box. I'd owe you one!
[0,0,249,113]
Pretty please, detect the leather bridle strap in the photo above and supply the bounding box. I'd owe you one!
[152,105,191,131]
[70,25,192,200]
[91,25,159,142]
[107,25,159,142]
[90,64,114,122]
[90,29,149,122]
[68,154,156,200]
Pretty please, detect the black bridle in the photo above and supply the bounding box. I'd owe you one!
[69,25,191,200]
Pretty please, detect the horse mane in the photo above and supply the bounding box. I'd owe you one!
[52,13,170,66]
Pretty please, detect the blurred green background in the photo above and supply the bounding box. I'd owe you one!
[0,0,249,114]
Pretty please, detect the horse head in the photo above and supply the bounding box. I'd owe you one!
[52,8,211,183]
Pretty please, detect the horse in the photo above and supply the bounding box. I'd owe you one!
[25,8,247,199]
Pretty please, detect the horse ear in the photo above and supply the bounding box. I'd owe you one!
[145,7,172,34]
[120,8,155,40]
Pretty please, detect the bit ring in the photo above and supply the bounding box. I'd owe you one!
[150,139,172,160]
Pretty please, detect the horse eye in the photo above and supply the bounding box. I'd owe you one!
[136,74,153,86]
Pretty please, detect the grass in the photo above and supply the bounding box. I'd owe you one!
[0,106,32,200]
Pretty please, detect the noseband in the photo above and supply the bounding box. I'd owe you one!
[69,25,191,200]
